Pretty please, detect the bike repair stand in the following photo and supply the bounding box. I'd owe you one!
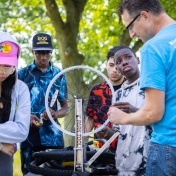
[72,98,120,176]
[72,98,88,176]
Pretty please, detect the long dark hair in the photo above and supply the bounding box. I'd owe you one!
[0,70,16,123]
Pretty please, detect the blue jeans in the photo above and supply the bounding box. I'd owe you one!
[146,142,176,176]
[0,152,13,175]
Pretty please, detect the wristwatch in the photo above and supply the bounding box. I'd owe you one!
[0,143,3,151]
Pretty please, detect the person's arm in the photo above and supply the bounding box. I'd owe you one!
[95,125,115,139]
[0,143,16,156]
[84,116,94,141]
[41,99,69,120]
[108,88,165,125]
[0,81,31,143]
[83,86,96,140]
[55,99,69,118]
[85,116,94,133]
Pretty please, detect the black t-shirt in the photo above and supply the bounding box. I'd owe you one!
[113,77,126,91]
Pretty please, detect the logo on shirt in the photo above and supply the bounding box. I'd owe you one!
[169,38,176,45]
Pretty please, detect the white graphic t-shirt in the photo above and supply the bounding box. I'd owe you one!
[114,78,152,176]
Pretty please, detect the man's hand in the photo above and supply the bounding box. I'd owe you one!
[31,114,43,128]
[1,143,16,156]
[41,108,57,120]
[108,106,127,125]
[113,102,138,113]
[95,125,115,139]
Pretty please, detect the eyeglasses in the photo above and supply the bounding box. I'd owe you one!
[34,50,52,56]
[126,13,140,31]
[0,66,14,75]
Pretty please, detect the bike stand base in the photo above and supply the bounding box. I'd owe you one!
[72,171,89,176]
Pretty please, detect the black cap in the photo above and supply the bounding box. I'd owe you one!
[32,33,54,51]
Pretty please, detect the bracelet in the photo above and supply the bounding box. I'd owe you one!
[0,143,3,151]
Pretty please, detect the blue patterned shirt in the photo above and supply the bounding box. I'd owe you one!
[18,61,67,147]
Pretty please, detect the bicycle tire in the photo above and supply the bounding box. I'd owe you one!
[32,149,115,163]
[45,65,115,137]
[29,159,73,176]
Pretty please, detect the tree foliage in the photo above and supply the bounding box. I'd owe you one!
[0,0,176,69]
[1,0,176,145]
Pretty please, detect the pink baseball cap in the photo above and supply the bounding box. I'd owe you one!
[0,41,19,66]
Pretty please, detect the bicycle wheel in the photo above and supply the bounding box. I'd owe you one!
[45,65,115,137]
[29,159,73,176]
[29,148,116,176]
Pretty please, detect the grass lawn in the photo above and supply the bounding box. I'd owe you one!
[13,149,22,176]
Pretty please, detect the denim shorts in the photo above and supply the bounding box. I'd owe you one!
[146,142,176,176]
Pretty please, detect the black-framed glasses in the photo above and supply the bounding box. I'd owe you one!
[126,13,140,31]
[34,50,52,56]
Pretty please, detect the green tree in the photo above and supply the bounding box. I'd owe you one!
[1,0,176,145]
[1,0,176,67]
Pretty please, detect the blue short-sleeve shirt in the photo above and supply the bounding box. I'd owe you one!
[140,24,176,147]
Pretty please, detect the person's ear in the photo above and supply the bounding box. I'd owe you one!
[141,11,150,22]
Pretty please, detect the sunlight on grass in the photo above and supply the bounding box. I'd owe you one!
[13,150,22,176]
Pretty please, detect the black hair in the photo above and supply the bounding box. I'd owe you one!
[118,0,164,17]
[106,46,136,61]
[0,70,16,123]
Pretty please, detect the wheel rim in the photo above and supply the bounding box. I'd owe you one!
[45,65,115,136]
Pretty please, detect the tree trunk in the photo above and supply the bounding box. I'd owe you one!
[44,0,88,146]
